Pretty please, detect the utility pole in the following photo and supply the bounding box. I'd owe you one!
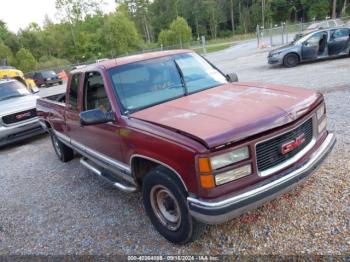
[332,0,337,18]
[230,0,235,35]
[262,0,265,28]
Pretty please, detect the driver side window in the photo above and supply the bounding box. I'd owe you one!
[307,33,322,46]
[83,72,112,112]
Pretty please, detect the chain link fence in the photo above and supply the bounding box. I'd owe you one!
[257,17,350,47]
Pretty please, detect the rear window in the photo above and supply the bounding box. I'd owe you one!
[42,71,57,78]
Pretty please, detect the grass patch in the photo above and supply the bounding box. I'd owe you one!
[193,43,233,54]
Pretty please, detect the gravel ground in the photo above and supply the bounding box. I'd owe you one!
[0,43,349,255]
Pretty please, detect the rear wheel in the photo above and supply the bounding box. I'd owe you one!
[50,131,74,162]
[142,166,205,244]
[283,53,299,67]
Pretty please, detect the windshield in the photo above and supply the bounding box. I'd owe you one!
[42,71,56,78]
[295,32,315,45]
[109,53,228,113]
[0,81,30,101]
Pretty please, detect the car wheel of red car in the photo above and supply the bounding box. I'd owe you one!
[142,166,205,244]
[283,53,299,67]
[50,131,74,162]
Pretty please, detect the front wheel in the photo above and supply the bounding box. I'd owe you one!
[283,53,299,67]
[142,166,205,244]
[50,131,74,162]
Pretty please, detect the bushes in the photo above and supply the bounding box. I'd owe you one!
[36,56,70,71]
[158,17,192,47]
[15,48,37,73]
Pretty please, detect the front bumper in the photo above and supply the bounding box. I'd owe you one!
[268,55,284,65]
[0,119,45,147]
[188,133,336,224]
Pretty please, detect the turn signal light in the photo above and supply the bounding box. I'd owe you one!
[199,174,215,189]
[198,157,211,173]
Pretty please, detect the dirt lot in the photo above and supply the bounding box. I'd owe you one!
[0,43,349,255]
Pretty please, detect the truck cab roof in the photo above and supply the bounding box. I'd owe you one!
[70,49,192,74]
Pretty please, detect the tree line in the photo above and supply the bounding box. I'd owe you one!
[0,0,349,72]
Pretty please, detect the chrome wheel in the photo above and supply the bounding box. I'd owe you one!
[150,185,181,231]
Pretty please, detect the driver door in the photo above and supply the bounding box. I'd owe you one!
[77,71,126,169]
[301,32,322,60]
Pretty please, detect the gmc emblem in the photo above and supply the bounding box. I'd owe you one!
[281,133,306,155]
[16,112,31,120]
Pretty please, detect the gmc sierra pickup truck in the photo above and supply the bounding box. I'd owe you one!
[37,50,335,244]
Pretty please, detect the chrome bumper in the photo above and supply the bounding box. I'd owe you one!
[188,133,336,224]
[0,119,45,147]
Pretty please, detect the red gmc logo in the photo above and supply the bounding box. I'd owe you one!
[16,112,31,120]
[281,133,306,155]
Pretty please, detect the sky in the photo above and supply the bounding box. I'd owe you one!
[0,0,117,33]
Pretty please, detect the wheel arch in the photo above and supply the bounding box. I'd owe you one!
[284,52,301,62]
[130,154,189,193]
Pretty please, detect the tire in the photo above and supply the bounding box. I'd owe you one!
[59,81,63,85]
[283,53,299,68]
[50,131,74,162]
[142,166,205,244]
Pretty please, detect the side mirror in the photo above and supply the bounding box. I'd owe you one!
[79,109,116,126]
[226,72,239,83]
[303,41,309,46]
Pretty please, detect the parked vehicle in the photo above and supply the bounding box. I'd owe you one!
[0,66,39,93]
[33,70,63,87]
[269,27,350,67]
[37,50,335,244]
[0,79,44,147]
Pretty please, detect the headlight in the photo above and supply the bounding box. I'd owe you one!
[318,117,327,133]
[270,52,281,57]
[210,147,249,170]
[316,103,327,134]
[317,104,325,120]
[215,165,252,185]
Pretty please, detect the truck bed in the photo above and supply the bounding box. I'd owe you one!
[36,94,66,129]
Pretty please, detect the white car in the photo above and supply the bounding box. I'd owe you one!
[0,79,44,147]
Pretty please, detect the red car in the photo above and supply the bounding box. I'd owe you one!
[37,50,335,244]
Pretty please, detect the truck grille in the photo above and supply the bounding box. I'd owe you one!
[2,109,37,125]
[256,118,313,172]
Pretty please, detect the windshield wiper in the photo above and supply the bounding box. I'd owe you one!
[174,60,188,96]
[0,94,25,101]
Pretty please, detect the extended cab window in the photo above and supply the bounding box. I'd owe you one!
[83,72,111,112]
[68,74,80,110]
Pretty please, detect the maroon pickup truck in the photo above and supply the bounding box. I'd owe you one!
[37,50,335,244]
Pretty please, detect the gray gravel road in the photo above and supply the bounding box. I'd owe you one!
[0,44,349,255]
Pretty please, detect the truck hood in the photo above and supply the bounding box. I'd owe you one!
[0,94,39,116]
[131,83,321,148]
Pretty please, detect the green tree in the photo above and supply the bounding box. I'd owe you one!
[158,17,191,47]
[124,0,154,43]
[15,48,37,72]
[0,41,15,65]
[100,7,141,56]
[169,17,192,47]
[158,29,175,46]
[150,0,178,37]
